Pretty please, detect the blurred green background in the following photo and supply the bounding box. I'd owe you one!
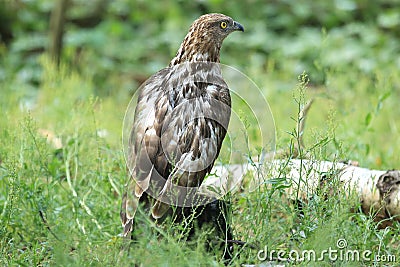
[1,0,400,91]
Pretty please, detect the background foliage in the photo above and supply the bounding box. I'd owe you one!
[0,0,399,266]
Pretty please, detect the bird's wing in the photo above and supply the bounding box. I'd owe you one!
[121,67,231,232]
[151,82,231,219]
[120,68,171,235]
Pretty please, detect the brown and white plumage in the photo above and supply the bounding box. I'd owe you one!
[120,13,244,236]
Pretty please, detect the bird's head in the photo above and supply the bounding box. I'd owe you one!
[190,13,244,44]
[170,13,244,65]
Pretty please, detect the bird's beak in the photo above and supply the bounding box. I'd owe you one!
[232,21,244,32]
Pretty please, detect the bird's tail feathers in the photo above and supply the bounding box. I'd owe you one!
[120,180,140,237]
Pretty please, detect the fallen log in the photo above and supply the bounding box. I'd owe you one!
[201,98,399,227]
[202,159,400,227]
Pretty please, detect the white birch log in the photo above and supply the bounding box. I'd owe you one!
[202,160,400,226]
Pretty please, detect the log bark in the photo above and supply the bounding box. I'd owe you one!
[203,160,400,227]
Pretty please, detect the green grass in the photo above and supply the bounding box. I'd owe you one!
[1,52,399,267]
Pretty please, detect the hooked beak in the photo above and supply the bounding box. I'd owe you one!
[232,21,244,32]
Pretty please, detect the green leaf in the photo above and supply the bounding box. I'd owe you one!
[365,112,372,127]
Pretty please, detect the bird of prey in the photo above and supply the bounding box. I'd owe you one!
[121,13,244,237]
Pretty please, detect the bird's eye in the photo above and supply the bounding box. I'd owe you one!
[220,21,227,29]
